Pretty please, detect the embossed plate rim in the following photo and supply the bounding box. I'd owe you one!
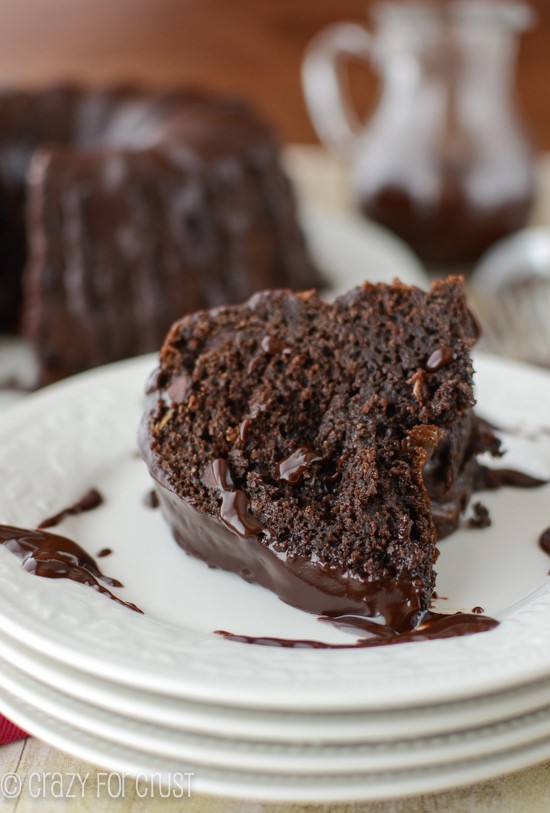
[1,621,549,742]
[1,677,550,802]
[0,354,548,710]
[1,651,550,775]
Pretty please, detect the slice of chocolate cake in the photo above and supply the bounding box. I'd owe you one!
[140,277,494,633]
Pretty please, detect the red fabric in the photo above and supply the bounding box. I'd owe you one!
[0,716,27,743]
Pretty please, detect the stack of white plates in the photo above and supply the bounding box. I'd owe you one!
[0,351,549,803]
[0,211,548,801]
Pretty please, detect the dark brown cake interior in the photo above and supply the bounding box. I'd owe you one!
[141,278,485,631]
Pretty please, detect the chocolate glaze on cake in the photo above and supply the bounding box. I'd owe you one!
[140,278,496,633]
[0,85,319,382]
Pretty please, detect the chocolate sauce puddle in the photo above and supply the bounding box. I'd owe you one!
[215,610,498,649]
[39,488,104,529]
[0,525,142,613]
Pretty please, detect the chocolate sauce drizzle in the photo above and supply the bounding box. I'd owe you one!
[38,489,104,530]
[277,447,323,485]
[474,466,547,491]
[204,459,264,536]
[0,525,141,613]
[215,609,498,649]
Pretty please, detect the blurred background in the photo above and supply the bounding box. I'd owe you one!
[0,0,548,148]
[2,0,550,372]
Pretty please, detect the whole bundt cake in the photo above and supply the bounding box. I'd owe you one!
[0,85,319,383]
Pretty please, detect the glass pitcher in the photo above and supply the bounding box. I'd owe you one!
[302,1,536,267]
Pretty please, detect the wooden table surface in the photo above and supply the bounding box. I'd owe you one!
[0,738,549,811]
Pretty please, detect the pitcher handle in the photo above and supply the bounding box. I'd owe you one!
[302,22,374,158]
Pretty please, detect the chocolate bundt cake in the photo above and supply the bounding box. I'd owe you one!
[0,85,318,382]
[140,277,496,633]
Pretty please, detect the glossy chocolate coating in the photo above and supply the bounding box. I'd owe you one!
[277,447,323,485]
[153,477,425,632]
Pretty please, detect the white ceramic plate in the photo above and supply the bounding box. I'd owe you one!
[0,354,549,712]
[0,678,549,803]
[1,652,550,777]
[0,623,548,744]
